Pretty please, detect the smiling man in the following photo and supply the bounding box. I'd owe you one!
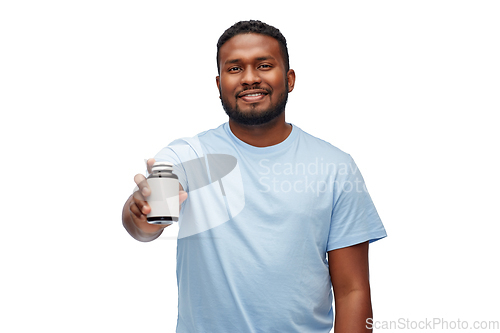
[217,32,293,129]
[122,20,387,332]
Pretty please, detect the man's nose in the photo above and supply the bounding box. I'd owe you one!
[241,67,261,86]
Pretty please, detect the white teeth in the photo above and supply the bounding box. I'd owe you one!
[244,93,263,97]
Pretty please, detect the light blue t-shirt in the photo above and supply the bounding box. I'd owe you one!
[154,123,386,333]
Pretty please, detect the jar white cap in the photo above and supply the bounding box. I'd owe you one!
[153,161,173,167]
[152,161,174,171]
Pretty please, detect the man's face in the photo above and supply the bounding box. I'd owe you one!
[216,33,295,126]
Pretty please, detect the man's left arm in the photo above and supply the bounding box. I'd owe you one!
[328,241,372,333]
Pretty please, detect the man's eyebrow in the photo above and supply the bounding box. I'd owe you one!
[225,59,241,65]
[255,56,276,61]
[224,56,276,65]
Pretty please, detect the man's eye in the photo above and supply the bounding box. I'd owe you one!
[228,67,241,72]
[259,64,272,69]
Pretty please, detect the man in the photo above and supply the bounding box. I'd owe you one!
[122,20,386,332]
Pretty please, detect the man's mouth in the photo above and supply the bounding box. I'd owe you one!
[238,89,269,103]
[244,93,265,97]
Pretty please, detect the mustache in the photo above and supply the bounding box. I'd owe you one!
[235,86,271,96]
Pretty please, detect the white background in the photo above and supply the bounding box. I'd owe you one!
[1,1,499,332]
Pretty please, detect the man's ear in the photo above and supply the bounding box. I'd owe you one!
[216,76,221,99]
[287,69,296,92]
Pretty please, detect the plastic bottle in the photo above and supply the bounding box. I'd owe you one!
[146,161,179,225]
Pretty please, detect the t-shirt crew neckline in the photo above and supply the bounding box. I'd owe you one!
[223,122,298,154]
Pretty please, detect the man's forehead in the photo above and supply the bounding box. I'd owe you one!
[219,33,282,63]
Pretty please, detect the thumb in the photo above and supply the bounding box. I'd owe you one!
[146,158,156,174]
[179,191,188,205]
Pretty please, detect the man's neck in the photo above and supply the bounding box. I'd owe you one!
[228,113,292,147]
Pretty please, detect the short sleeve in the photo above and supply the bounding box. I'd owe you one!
[326,156,387,252]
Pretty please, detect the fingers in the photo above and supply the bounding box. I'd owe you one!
[134,173,150,197]
[132,189,151,215]
[146,158,155,174]
[132,174,151,216]
[133,161,153,212]
[179,190,188,205]
[128,198,166,234]
[178,190,188,213]
[129,197,147,219]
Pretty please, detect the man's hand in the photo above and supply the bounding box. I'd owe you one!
[123,158,188,241]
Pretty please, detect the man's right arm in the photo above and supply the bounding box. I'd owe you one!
[122,158,187,242]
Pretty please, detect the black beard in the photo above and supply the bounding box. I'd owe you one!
[220,88,288,126]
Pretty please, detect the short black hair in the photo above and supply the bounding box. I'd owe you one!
[216,20,290,74]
